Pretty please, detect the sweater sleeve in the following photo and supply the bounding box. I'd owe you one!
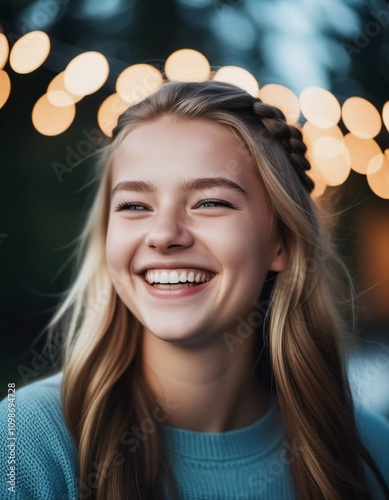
[354,404,389,499]
[0,373,79,500]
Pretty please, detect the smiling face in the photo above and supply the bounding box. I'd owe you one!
[106,115,286,346]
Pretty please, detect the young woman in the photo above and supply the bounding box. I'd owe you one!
[1,80,389,500]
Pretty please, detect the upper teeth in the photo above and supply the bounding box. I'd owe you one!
[145,269,214,284]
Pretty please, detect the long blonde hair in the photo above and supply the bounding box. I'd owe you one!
[48,80,389,499]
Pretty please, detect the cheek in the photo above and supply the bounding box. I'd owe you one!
[214,217,272,267]
[106,223,120,266]
[105,233,137,311]
[105,220,134,282]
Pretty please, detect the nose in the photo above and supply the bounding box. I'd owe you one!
[144,208,194,251]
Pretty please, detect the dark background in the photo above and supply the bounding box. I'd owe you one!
[1,0,389,415]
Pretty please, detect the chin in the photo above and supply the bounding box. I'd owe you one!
[142,320,211,344]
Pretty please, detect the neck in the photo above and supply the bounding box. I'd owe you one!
[140,327,271,432]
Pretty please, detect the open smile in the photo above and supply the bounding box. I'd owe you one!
[139,268,216,298]
[144,268,215,288]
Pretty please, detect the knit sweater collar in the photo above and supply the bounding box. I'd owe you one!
[159,398,284,461]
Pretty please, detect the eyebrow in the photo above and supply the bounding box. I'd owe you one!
[111,177,248,199]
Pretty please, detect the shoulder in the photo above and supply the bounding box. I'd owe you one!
[0,372,79,500]
[0,372,69,440]
[1,371,63,409]
[354,404,389,496]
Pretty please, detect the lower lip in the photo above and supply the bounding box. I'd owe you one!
[140,276,214,299]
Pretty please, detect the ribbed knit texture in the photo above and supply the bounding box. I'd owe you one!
[159,399,295,499]
[1,372,388,499]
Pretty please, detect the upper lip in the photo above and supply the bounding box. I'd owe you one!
[137,262,216,274]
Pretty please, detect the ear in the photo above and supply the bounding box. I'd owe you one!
[269,237,288,272]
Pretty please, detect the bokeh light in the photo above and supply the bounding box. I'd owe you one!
[98,93,128,137]
[367,154,389,199]
[9,31,50,74]
[213,66,259,97]
[382,101,389,133]
[0,70,11,108]
[0,33,9,70]
[165,49,210,82]
[303,122,350,185]
[259,84,300,124]
[342,97,381,139]
[299,86,341,128]
[64,51,109,96]
[32,94,76,136]
[47,72,83,107]
[1,26,389,199]
[306,161,327,197]
[303,122,343,147]
[312,136,351,186]
[343,133,381,175]
[368,153,386,175]
[116,64,163,105]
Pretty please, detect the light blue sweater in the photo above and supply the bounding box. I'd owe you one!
[1,372,388,499]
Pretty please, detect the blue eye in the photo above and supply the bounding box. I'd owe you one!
[114,199,234,211]
[196,199,233,208]
[114,202,149,211]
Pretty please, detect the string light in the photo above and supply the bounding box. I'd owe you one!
[300,87,341,128]
[0,33,9,70]
[259,84,300,124]
[116,64,163,105]
[367,154,389,199]
[213,66,259,97]
[306,159,327,197]
[343,133,381,175]
[368,153,386,175]
[9,31,50,74]
[64,51,109,96]
[165,49,211,82]
[1,31,389,199]
[97,93,128,137]
[303,122,349,186]
[312,136,351,186]
[303,122,343,146]
[32,94,76,136]
[0,70,11,108]
[342,97,381,139]
[382,102,389,133]
[47,72,83,107]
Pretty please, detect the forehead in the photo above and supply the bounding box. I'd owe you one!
[110,116,261,186]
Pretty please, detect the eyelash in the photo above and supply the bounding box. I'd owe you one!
[197,199,233,209]
[114,199,234,211]
[114,202,148,211]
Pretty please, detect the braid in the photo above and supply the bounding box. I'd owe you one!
[253,101,315,193]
